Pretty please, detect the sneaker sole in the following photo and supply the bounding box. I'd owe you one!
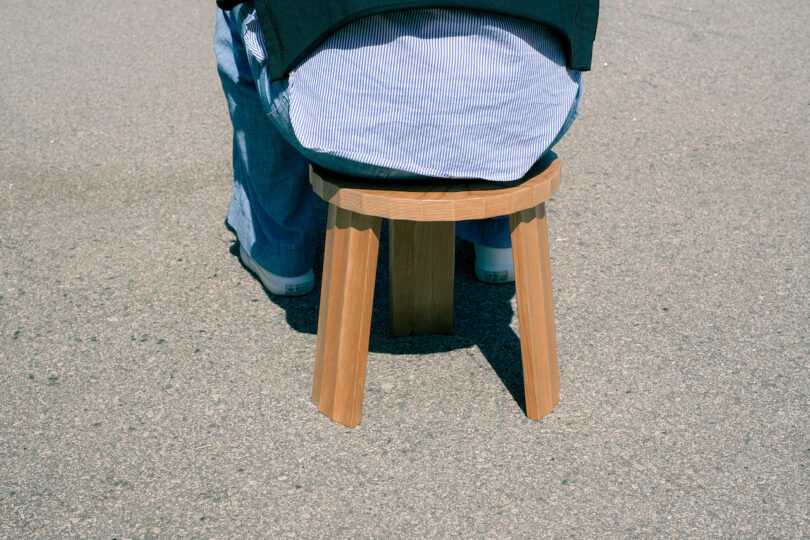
[474,265,515,284]
[239,247,315,296]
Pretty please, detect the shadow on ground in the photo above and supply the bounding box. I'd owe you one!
[229,210,528,413]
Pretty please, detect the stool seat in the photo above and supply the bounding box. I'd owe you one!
[310,158,560,221]
[310,159,562,427]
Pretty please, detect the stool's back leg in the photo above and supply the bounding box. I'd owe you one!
[389,220,455,337]
[509,203,560,420]
[314,204,381,427]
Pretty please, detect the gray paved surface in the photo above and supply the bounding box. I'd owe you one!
[1,0,808,537]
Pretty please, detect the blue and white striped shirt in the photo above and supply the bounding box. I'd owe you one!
[248,9,580,181]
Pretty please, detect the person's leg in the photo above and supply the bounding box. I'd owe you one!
[215,8,316,283]
[455,83,582,282]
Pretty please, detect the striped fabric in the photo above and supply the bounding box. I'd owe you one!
[255,9,581,181]
[243,13,266,64]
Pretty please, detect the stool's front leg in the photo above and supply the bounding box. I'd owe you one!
[313,204,381,427]
[509,203,560,420]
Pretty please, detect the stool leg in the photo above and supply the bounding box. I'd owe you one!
[509,203,560,420]
[312,204,381,427]
[389,220,455,337]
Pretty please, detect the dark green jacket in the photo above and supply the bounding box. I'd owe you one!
[218,0,598,80]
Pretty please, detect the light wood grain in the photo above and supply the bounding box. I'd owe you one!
[389,220,455,336]
[312,204,381,427]
[310,159,560,221]
[509,203,560,419]
[311,202,337,406]
[310,160,563,426]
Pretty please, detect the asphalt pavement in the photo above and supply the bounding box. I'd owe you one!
[1,0,808,536]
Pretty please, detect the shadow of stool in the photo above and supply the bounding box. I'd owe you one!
[309,158,563,427]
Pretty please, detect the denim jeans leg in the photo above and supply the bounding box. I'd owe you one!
[215,8,316,277]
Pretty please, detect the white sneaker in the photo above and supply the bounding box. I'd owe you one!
[474,244,515,284]
[238,246,315,296]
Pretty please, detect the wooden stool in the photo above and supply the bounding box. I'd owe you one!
[309,159,562,427]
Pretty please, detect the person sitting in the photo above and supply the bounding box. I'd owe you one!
[214,1,598,295]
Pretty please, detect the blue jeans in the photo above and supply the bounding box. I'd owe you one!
[214,6,580,276]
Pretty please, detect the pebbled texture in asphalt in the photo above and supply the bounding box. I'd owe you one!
[1,0,808,537]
